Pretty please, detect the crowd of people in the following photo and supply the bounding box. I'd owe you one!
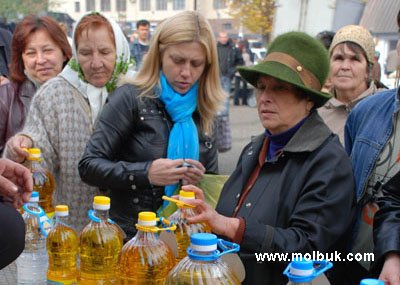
[0,7,399,285]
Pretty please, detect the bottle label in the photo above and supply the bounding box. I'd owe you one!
[47,279,77,285]
[22,204,53,237]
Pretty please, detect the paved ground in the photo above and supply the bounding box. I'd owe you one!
[0,101,329,284]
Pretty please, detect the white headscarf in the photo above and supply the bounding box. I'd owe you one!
[59,11,133,124]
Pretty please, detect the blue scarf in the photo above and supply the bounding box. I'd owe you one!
[159,73,200,207]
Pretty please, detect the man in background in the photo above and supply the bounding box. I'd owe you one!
[130,19,150,71]
[216,32,243,152]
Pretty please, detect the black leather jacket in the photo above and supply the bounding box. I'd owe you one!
[79,84,218,239]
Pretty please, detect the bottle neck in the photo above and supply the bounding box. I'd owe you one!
[94,208,109,220]
[28,159,42,170]
[55,215,69,225]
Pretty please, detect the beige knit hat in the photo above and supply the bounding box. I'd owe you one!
[329,25,375,65]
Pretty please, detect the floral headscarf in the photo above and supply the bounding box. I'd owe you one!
[59,11,133,124]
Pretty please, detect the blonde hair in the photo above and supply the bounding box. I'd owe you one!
[128,11,225,134]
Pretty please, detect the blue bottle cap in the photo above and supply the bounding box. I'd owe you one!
[29,191,39,202]
[190,233,218,251]
[360,279,384,285]
[287,259,314,283]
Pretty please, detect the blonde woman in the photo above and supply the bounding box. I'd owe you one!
[79,11,225,239]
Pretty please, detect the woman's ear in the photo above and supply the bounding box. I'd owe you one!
[306,99,315,113]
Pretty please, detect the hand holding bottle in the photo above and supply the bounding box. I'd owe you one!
[5,134,32,163]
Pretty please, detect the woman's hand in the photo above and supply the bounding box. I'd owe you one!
[379,252,400,285]
[148,158,186,186]
[5,135,32,163]
[183,184,240,239]
[181,159,205,185]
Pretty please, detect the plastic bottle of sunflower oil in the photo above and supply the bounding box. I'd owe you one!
[46,205,79,284]
[163,190,210,262]
[17,191,52,285]
[117,211,176,284]
[165,233,241,285]
[79,196,123,284]
[283,258,333,285]
[25,148,55,218]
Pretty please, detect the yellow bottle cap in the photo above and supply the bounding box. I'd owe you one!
[94,196,110,205]
[26,148,42,160]
[179,190,195,200]
[93,196,110,210]
[55,205,69,216]
[138,211,157,226]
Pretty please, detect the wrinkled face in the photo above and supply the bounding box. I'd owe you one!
[76,26,116,87]
[330,43,369,95]
[255,76,314,135]
[22,30,66,84]
[161,42,206,94]
[137,24,150,42]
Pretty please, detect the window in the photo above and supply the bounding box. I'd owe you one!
[213,0,226,9]
[222,22,232,30]
[173,0,185,10]
[140,0,150,11]
[75,1,80,12]
[156,0,167,10]
[101,0,111,11]
[116,0,126,11]
[86,0,95,11]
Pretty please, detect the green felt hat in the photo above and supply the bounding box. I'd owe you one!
[238,31,331,108]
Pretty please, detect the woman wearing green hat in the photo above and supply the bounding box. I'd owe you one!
[185,31,355,284]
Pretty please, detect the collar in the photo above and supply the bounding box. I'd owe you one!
[249,111,332,162]
[326,82,377,110]
[283,111,332,153]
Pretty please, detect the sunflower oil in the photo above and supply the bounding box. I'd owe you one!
[165,233,241,285]
[26,148,55,218]
[166,190,210,262]
[79,196,123,284]
[117,211,176,284]
[16,191,48,285]
[46,205,78,284]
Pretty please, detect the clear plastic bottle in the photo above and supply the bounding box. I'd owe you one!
[16,191,48,285]
[79,196,123,284]
[360,279,384,285]
[283,259,333,285]
[26,148,55,218]
[165,233,241,285]
[47,205,79,284]
[117,211,176,284]
[165,190,211,262]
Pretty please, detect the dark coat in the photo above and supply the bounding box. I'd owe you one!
[217,41,244,79]
[0,27,12,77]
[215,111,356,285]
[79,84,218,239]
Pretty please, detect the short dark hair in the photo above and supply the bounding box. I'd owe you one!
[136,19,150,29]
[316,30,335,50]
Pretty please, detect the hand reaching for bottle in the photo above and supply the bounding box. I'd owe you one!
[0,158,33,208]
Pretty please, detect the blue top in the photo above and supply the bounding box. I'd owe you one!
[190,233,217,247]
[265,116,307,160]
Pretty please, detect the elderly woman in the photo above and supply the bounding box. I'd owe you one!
[0,15,71,155]
[318,25,381,144]
[183,31,355,284]
[4,12,132,231]
[78,11,224,239]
